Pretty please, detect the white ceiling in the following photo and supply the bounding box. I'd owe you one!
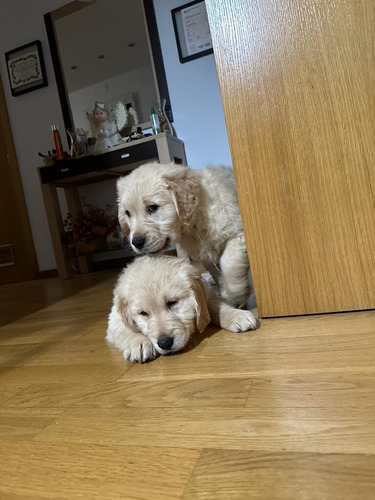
[55,0,153,92]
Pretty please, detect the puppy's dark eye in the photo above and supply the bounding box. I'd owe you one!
[125,210,131,218]
[147,204,159,214]
[139,311,148,316]
[166,300,178,308]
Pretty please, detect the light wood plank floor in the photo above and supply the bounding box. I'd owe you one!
[0,271,374,499]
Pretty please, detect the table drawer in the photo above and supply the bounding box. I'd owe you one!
[39,156,100,184]
[99,140,158,170]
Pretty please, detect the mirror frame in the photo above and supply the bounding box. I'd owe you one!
[44,0,173,139]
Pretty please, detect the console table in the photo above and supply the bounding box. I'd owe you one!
[38,133,187,279]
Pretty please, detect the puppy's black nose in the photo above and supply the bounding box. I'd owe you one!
[157,336,174,351]
[132,235,146,250]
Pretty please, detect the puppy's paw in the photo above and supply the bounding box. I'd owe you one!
[123,338,159,363]
[221,309,260,333]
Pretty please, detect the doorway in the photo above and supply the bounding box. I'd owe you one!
[0,76,38,284]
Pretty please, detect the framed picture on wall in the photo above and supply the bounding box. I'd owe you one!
[5,40,48,96]
[171,0,213,64]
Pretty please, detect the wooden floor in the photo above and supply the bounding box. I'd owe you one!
[0,271,374,499]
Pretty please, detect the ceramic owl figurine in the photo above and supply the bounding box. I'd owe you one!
[86,101,128,153]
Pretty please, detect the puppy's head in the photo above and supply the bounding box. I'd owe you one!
[117,162,200,255]
[113,255,210,355]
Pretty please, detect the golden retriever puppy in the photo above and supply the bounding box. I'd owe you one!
[106,255,210,363]
[116,162,259,332]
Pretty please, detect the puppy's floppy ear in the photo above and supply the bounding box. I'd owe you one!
[164,165,200,226]
[116,177,130,237]
[117,209,130,237]
[114,293,138,333]
[192,278,211,333]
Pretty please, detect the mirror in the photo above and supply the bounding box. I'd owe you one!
[44,0,172,140]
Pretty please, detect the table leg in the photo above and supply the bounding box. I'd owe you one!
[38,173,73,279]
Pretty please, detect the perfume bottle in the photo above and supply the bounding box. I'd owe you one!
[51,125,64,160]
[150,107,161,135]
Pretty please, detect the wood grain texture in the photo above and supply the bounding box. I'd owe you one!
[0,270,374,498]
[184,450,375,500]
[0,408,63,441]
[0,442,199,500]
[0,268,116,327]
[205,0,375,316]
[34,405,375,454]
[4,378,253,409]
[120,328,375,382]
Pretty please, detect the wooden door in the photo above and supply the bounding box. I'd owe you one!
[0,77,38,284]
[205,0,375,317]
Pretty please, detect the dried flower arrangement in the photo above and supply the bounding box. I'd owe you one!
[63,203,118,255]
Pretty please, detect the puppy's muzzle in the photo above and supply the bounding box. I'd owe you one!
[157,336,174,351]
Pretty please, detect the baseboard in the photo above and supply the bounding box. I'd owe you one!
[37,269,58,279]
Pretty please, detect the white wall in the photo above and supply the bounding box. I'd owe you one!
[0,0,232,272]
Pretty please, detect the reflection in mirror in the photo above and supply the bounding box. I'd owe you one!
[45,0,172,142]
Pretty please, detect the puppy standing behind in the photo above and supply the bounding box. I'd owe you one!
[116,162,259,332]
[106,255,210,363]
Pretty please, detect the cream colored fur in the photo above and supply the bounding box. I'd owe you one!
[117,162,259,332]
[106,255,210,363]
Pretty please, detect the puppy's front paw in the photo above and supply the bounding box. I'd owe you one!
[123,338,159,363]
[221,309,260,333]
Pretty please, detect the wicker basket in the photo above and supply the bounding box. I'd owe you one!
[75,238,107,255]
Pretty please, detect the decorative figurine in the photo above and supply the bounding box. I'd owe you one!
[86,101,130,153]
[123,103,139,137]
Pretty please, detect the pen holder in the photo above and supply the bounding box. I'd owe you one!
[43,156,55,166]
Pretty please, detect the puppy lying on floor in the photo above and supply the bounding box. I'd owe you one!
[116,162,259,331]
[106,255,260,363]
